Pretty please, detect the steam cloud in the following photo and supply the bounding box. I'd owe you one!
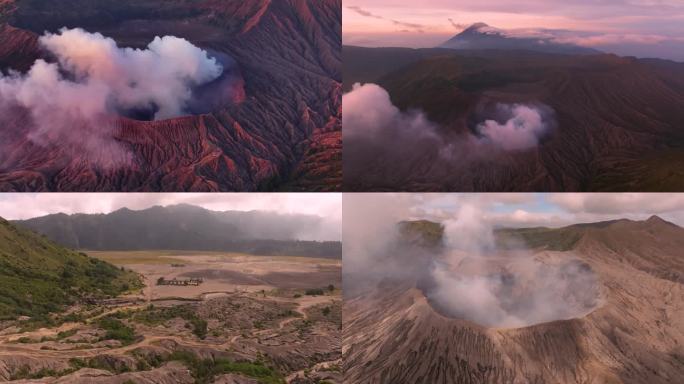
[344,83,440,141]
[429,203,600,327]
[0,28,224,166]
[345,83,552,151]
[343,83,556,187]
[476,104,550,150]
[344,194,601,328]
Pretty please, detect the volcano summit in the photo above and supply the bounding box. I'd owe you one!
[343,194,684,384]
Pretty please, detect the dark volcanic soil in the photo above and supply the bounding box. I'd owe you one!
[343,46,684,192]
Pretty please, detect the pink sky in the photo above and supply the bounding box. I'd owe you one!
[343,1,684,60]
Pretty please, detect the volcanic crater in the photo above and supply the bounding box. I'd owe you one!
[0,0,342,191]
[418,253,603,328]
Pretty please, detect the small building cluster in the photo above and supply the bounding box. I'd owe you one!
[157,277,203,286]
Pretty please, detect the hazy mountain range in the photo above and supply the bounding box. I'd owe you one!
[13,204,341,258]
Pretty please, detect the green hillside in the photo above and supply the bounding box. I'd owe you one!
[494,226,586,251]
[397,220,445,248]
[0,217,141,320]
[397,219,585,251]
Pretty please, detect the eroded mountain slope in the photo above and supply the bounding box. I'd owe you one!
[0,0,341,191]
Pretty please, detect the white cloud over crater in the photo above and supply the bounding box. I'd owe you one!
[0,28,224,166]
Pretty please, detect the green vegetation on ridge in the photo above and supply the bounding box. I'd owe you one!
[132,305,208,339]
[398,220,445,248]
[0,217,141,320]
[397,218,587,251]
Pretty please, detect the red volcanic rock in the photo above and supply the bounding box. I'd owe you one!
[0,23,39,71]
[0,0,341,191]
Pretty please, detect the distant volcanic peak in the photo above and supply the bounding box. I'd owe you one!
[439,22,600,55]
[462,22,503,36]
[645,214,673,225]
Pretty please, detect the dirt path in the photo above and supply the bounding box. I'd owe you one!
[0,322,82,344]
[0,331,230,360]
[286,358,341,382]
[266,294,339,335]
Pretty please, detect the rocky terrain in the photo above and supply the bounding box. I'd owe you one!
[344,217,684,383]
[0,206,342,383]
[343,36,684,192]
[0,221,342,383]
[0,289,342,383]
[0,0,341,191]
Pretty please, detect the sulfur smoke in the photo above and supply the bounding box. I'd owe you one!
[344,83,553,151]
[426,202,600,328]
[476,103,552,151]
[343,83,556,187]
[343,194,601,328]
[0,28,224,166]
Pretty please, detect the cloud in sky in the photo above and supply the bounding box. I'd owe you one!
[346,5,425,33]
[448,18,466,30]
[399,193,684,228]
[343,1,684,60]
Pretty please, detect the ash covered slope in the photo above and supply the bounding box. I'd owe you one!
[14,204,342,259]
[0,0,341,191]
[344,217,684,383]
[342,45,684,192]
[0,217,139,318]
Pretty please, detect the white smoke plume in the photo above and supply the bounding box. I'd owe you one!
[0,28,224,166]
[343,83,556,187]
[427,203,600,328]
[476,103,550,150]
[343,83,440,141]
[344,194,601,328]
[344,83,552,152]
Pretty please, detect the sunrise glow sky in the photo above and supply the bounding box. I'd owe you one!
[343,0,684,61]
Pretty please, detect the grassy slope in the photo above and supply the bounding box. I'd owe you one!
[399,218,585,251]
[0,217,141,319]
[494,226,586,251]
[397,220,445,248]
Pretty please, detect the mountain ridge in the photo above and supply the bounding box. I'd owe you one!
[13,204,342,258]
